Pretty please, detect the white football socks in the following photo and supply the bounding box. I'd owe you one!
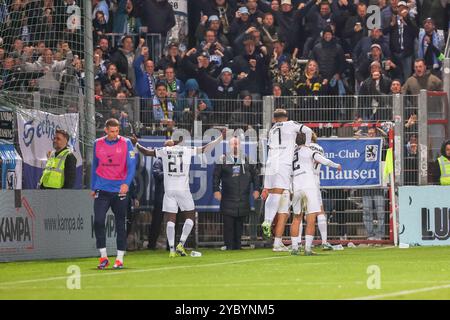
[167,221,176,252]
[116,250,125,263]
[298,221,303,246]
[305,235,314,252]
[179,219,194,246]
[273,237,283,247]
[264,193,281,224]
[99,248,107,258]
[317,214,328,244]
[291,237,299,250]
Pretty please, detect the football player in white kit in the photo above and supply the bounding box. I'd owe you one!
[290,133,341,255]
[132,130,225,257]
[296,133,334,251]
[261,109,313,240]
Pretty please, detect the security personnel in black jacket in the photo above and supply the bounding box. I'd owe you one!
[213,136,260,250]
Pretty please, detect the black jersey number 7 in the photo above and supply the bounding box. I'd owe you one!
[168,154,183,173]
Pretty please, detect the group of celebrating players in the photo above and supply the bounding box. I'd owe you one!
[261,108,341,256]
[92,108,341,269]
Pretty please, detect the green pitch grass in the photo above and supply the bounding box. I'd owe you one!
[1,246,449,300]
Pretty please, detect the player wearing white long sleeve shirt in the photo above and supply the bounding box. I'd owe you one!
[295,137,333,250]
[290,135,341,256]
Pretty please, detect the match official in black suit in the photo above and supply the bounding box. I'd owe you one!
[213,136,260,250]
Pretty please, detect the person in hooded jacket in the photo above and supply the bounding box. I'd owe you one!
[228,91,262,130]
[177,78,213,126]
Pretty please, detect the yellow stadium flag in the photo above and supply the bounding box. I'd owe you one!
[384,147,393,180]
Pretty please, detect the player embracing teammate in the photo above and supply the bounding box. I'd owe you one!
[290,133,341,255]
[262,109,341,255]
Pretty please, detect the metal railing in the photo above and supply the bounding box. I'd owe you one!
[277,95,395,122]
[403,94,421,186]
[444,28,450,58]
[138,97,264,136]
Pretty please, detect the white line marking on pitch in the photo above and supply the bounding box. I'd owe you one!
[0,256,326,287]
[348,283,450,300]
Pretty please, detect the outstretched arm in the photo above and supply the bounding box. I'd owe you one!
[199,129,226,154]
[313,152,342,170]
[129,134,156,157]
[136,143,156,157]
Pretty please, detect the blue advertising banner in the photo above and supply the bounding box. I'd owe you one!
[137,137,382,211]
[0,142,22,189]
[317,138,383,188]
[399,186,450,246]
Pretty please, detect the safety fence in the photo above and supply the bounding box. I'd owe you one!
[194,188,391,248]
[125,95,405,247]
[392,90,449,187]
[2,91,449,249]
[94,96,265,137]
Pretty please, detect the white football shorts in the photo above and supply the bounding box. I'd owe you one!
[292,188,321,215]
[162,190,195,213]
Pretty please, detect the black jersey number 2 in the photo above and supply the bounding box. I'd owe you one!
[293,152,301,171]
[168,154,183,173]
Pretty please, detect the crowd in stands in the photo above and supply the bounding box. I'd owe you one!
[0,0,449,136]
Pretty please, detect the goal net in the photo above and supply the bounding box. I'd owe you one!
[0,1,99,153]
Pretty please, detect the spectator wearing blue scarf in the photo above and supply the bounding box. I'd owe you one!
[417,18,445,74]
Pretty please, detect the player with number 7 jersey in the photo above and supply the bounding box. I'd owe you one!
[261,109,313,239]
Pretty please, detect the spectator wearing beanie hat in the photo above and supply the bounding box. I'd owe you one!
[310,25,346,88]
[228,90,262,130]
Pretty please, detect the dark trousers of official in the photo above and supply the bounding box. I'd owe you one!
[223,214,245,250]
[126,197,134,236]
[148,202,164,249]
[94,190,128,251]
